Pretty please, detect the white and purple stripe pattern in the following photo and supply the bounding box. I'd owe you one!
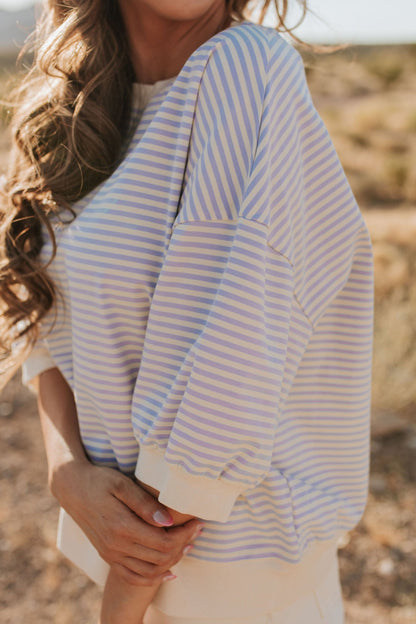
[37,22,373,564]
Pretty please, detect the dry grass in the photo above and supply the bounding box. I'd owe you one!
[303,44,416,210]
[364,210,416,411]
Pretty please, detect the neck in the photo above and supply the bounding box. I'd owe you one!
[117,2,231,84]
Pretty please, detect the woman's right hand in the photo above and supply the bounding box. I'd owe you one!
[50,459,203,586]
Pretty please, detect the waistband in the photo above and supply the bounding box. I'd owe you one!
[57,507,342,618]
[153,536,342,618]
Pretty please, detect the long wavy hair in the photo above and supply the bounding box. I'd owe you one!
[0,0,308,383]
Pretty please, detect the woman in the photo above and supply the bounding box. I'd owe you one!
[0,1,373,623]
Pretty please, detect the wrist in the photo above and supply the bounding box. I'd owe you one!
[49,455,91,506]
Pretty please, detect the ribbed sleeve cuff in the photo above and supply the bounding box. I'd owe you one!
[21,344,56,387]
[135,445,242,523]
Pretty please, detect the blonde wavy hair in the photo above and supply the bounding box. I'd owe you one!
[0,0,308,382]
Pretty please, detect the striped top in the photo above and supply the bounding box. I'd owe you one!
[25,19,373,600]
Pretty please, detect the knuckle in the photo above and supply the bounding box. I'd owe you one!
[164,543,181,561]
[163,532,176,549]
[114,518,131,539]
[170,550,183,567]
[112,476,127,497]
[147,565,162,580]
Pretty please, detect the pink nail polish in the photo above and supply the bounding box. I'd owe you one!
[183,544,194,555]
[163,574,177,582]
[153,510,174,526]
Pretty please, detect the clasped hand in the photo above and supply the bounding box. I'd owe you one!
[52,461,203,586]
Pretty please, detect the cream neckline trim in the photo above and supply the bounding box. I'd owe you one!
[133,75,176,93]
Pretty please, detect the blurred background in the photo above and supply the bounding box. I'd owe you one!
[1,1,416,622]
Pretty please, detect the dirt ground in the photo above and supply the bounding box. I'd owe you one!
[1,44,416,623]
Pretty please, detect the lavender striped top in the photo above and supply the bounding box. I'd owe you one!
[26,20,373,599]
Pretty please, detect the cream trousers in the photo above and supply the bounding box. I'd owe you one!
[57,508,344,623]
[143,550,344,624]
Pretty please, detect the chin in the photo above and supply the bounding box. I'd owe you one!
[137,0,226,21]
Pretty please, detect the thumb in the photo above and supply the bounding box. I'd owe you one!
[116,476,174,527]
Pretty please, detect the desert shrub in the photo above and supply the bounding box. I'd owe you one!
[385,157,409,192]
[364,55,404,88]
[407,111,416,133]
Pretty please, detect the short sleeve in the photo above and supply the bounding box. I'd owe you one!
[21,340,56,387]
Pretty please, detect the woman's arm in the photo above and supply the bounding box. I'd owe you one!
[34,367,89,484]
[34,367,203,586]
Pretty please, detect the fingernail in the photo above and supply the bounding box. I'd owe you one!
[153,510,174,526]
[183,544,194,555]
[191,525,204,540]
[163,574,177,582]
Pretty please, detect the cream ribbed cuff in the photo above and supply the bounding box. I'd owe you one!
[135,444,242,522]
[21,341,56,387]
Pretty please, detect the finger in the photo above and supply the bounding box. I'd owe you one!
[120,555,176,577]
[81,500,169,564]
[168,518,205,545]
[111,562,175,588]
[111,476,174,527]
[96,503,204,566]
[100,508,181,559]
[135,519,203,559]
[116,539,176,568]
[119,556,163,579]
[128,516,203,555]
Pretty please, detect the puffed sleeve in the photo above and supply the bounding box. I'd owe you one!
[132,217,294,522]
[131,36,373,525]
